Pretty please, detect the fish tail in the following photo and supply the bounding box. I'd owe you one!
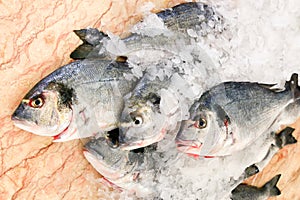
[286,73,300,100]
[264,174,281,197]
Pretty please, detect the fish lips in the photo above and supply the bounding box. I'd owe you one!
[12,114,61,137]
[83,143,137,181]
[120,128,167,151]
[12,104,73,139]
[83,150,126,181]
[175,139,202,156]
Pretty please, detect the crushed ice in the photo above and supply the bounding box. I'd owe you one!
[91,1,300,199]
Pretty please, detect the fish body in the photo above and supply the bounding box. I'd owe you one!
[231,174,281,200]
[71,2,222,62]
[176,74,300,157]
[156,2,221,34]
[12,59,137,142]
[83,136,156,194]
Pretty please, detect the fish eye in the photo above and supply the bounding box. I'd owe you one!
[28,96,44,108]
[131,115,143,126]
[194,118,207,129]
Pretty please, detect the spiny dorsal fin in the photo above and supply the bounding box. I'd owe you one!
[70,43,94,60]
[73,28,107,46]
[71,28,108,60]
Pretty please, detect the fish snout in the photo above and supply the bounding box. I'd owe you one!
[11,111,19,121]
[11,103,26,121]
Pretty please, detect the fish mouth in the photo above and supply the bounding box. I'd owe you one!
[120,131,165,151]
[175,139,202,156]
[83,150,128,181]
[11,107,74,141]
[83,146,147,182]
[11,116,70,138]
[120,128,167,151]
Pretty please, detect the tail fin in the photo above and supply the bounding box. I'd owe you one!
[285,73,300,100]
[264,174,281,197]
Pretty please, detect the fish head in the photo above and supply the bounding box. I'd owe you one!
[83,136,152,191]
[83,137,136,181]
[12,81,74,137]
[119,101,167,151]
[176,101,229,157]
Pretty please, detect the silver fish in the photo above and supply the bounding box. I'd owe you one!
[176,74,300,157]
[12,2,221,142]
[156,2,222,34]
[115,3,221,150]
[231,174,281,200]
[118,74,173,150]
[70,2,223,62]
[12,59,138,142]
[83,135,156,194]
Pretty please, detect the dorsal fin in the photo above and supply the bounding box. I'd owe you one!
[73,28,107,45]
[70,28,108,60]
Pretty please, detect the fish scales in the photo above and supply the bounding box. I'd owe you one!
[203,82,292,140]
[157,2,219,33]
[12,58,138,142]
[176,74,300,157]
[11,2,222,142]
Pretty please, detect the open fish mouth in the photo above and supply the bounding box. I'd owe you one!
[175,139,202,156]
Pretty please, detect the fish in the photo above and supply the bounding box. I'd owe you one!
[118,74,175,150]
[176,73,300,157]
[156,2,221,34]
[12,2,221,142]
[83,133,157,195]
[231,174,281,200]
[115,2,221,150]
[70,2,222,60]
[12,58,138,142]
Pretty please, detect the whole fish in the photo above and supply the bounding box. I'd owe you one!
[12,59,138,142]
[176,74,300,157]
[231,174,281,200]
[11,2,221,142]
[83,134,157,195]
